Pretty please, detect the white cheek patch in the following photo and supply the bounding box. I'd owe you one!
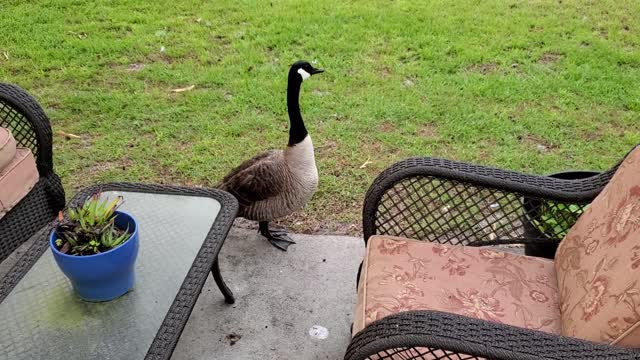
[298,68,311,81]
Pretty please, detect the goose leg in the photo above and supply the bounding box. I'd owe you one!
[259,221,296,251]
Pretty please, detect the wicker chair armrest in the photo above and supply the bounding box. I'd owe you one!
[363,157,617,246]
[345,310,639,360]
[0,84,65,262]
[0,83,55,176]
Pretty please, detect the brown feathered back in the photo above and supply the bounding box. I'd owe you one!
[217,136,318,222]
[217,150,286,211]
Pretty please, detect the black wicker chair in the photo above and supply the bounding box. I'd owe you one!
[0,83,65,262]
[346,310,640,360]
[346,147,640,360]
[361,155,629,250]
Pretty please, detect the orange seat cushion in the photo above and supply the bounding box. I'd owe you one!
[353,235,561,336]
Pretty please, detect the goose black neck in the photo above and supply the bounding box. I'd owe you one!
[287,73,307,146]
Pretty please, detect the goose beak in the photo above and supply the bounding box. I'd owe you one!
[310,68,324,75]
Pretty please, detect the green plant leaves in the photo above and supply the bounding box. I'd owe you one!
[533,202,587,238]
[54,194,131,256]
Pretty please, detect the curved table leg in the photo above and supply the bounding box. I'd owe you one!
[211,257,235,304]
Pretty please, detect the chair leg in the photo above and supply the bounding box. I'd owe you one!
[356,260,363,290]
[212,257,235,304]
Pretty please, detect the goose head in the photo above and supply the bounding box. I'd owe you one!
[289,60,324,82]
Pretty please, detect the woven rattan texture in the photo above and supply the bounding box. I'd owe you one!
[0,183,238,360]
[361,156,631,246]
[345,311,640,360]
[0,83,54,174]
[0,180,58,262]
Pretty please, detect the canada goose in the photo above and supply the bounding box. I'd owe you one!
[218,60,324,251]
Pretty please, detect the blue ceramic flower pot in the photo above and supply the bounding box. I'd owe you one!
[50,210,139,302]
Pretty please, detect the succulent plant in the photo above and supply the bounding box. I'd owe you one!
[54,194,131,256]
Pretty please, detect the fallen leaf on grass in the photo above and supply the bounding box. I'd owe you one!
[170,85,195,93]
[56,130,82,139]
[2,51,8,60]
[67,31,88,39]
[359,159,372,169]
[127,63,145,72]
[403,78,415,87]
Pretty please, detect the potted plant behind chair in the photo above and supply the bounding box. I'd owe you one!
[50,194,139,302]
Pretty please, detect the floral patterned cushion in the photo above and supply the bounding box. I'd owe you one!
[0,148,39,220]
[353,235,562,336]
[555,146,640,347]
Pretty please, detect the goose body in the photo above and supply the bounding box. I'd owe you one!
[218,135,318,221]
[217,60,323,250]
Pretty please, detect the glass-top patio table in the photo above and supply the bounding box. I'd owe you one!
[0,183,238,360]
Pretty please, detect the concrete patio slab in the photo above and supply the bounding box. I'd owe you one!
[171,226,365,360]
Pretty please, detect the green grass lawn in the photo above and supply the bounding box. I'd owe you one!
[1,0,638,233]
